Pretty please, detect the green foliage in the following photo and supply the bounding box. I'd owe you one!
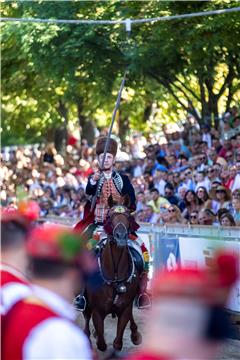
[1,1,240,145]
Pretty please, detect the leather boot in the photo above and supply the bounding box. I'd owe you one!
[137,271,151,309]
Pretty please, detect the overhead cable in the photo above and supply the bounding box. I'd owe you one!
[1,6,240,29]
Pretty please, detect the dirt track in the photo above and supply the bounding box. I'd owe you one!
[78,308,240,360]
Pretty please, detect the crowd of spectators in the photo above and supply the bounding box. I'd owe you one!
[1,107,240,227]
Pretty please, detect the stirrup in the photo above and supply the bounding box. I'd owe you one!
[136,293,151,310]
[73,294,86,312]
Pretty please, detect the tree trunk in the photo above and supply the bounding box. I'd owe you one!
[203,78,218,128]
[56,100,68,153]
[54,128,66,153]
[199,81,207,126]
[212,97,219,129]
[76,98,95,145]
[118,110,129,146]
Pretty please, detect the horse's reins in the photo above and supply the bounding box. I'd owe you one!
[97,220,135,287]
[96,205,137,294]
[110,241,125,282]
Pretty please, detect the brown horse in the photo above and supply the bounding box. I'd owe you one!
[83,200,142,352]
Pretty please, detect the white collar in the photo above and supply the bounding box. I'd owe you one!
[0,262,29,282]
[32,285,76,321]
[103,171,112,180]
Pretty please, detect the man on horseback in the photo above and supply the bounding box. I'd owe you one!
[75,136,151,310]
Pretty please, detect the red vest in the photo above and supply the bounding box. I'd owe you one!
[2,298,58,360]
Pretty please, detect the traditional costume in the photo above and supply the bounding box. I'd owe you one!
[2,286,92,360]
[2,226,93,360]
[0,263,31,316]
[74,136,150,309]
[0,202,39,316]
[75,137,136,232]
[126,250,239,360]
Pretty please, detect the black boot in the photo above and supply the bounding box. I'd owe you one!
[73,294,86,312]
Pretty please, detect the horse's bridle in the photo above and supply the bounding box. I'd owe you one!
[97,205,137,293]
[97,245,136,293]
[98,209,136,293]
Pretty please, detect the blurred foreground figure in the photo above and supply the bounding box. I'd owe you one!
[1,201,39,315]
[2,225,93,360]
[127,251,239,360]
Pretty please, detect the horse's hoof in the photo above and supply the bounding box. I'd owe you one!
[97,341,107,352]
[113,340,123,351]
[131,331,142,345]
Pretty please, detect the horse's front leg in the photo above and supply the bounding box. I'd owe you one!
[113,303,132,351]
[83,305,92,339]
[92,310,107,352]
[130,310,142,345]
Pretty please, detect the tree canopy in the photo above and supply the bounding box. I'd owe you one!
[1,0,240,146]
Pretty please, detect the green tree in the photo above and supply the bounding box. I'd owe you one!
[1,0,240,146]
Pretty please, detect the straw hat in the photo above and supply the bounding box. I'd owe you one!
[209,185,232,201]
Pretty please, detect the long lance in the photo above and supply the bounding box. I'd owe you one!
[90,70,128,212]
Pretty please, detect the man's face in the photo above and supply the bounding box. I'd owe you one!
[196,173,204,182]
[198,212,212,225]
[165,188,173,197]
[207,167,215,179]
[179,187,187,199]
[173,173,180,184]
[229,166,236,178]
[137,193,144,202]
[169,155,176,165]
[98,152,114,170]
[226,152,233,162]
[184,169,192,179]
[198,154,207,164]
[224,140,231,150]
[236,152,240,163]
[152,191,159,201]
[233,198,240,211]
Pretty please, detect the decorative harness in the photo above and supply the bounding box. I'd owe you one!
[97,206,137,296]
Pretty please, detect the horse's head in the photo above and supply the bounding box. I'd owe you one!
[104,195,139,247]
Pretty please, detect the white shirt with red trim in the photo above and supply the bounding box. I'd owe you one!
[0,263,32,315]
[3,285,92,360]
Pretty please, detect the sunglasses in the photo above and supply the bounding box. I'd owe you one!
[190,215,197,219]
[216,190,226,193]
[199,157,206,161]
[208,169,214,173]
[168,208,176,213]
[185,171,191,175]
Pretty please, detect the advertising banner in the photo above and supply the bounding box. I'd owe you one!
[179,237,240,312]
[152,235,180,272]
